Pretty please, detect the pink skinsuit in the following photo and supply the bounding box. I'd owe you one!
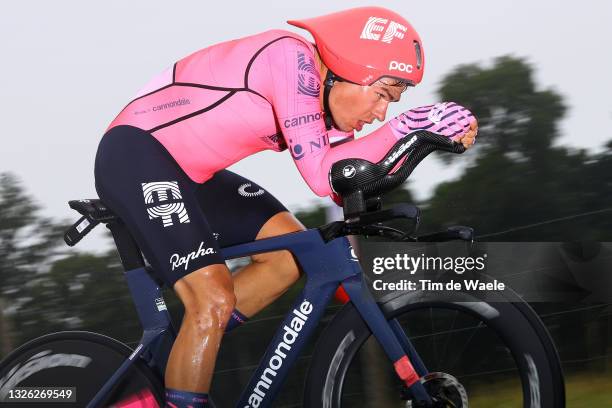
[108,30,401,197]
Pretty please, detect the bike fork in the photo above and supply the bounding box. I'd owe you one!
[388,318,429,376]
[342,275,433,406]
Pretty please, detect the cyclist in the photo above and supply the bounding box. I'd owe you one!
[94,6,477,407]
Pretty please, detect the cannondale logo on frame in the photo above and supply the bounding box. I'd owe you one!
[142,181,190,227]
[238,183,265,198]
[360,17,407,44]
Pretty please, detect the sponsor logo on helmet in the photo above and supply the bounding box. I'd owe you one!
[283,112,323,129]
[343,165,356,178]
[238,183,265,198]
[389,61,413,73]
[297,51,321,98]
[360,17,407,44]
[384,135,418,166]
[361,74,374,84]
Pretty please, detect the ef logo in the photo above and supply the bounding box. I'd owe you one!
[360,16,407,44]
[142,181,190,227]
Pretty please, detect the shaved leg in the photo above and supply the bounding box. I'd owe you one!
[231,211,305,316]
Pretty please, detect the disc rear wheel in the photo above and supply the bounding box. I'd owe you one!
[0,331,163,407]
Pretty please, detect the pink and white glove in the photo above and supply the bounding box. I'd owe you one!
[388,102,476,142]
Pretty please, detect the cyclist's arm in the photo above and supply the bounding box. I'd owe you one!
[259,38,404,197]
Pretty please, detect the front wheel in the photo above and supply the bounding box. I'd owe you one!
[304,291,565,407]
[0,331,163,407]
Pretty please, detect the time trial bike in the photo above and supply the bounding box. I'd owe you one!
[0,131,565,407]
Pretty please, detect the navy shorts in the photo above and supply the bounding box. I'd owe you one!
[94,125,288,287]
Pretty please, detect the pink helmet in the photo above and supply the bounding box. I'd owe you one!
[288,6,425,86]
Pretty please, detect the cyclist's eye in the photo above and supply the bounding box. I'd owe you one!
[376,92,386,101]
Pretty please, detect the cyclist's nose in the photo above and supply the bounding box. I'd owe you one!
[372,100,389,122]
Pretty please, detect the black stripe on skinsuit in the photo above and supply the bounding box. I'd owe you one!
[243,35,313,90]
[173,83,266,100]
[116,34,306,126]
[147,91,237,133]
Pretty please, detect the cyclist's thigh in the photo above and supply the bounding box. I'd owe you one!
[195,169,290,247]
[94,125,224,288]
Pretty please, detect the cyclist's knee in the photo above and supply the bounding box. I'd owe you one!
[174,264,236,332]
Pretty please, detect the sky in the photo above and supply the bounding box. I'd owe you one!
[1,0,611,253]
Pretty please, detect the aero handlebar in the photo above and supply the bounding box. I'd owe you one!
[329,130,466,217]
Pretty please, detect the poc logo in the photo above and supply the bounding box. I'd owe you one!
[360,17,407,44]
[142,181,190,227]
[389,61,413,73]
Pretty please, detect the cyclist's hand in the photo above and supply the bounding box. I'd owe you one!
[451,119,478,149]
[388,102,477,148]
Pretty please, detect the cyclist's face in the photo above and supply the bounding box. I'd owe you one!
[328,79,405,132]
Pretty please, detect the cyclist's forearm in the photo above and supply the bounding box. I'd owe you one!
[293,122,399,196]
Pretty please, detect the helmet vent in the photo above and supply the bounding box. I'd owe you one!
[414,41,422,70]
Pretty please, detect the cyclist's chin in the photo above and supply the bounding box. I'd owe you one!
[334,119,354,132]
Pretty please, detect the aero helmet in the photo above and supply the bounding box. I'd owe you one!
[288,6,425,87]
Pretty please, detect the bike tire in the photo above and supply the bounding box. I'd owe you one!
[304,289,565,408]
[0,331,163,408]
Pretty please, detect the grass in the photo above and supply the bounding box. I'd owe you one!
[465,372,612,407]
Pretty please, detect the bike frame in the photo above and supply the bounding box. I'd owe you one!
[87,228,432,407]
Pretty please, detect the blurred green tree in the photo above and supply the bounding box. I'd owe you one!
[0,173,67,357]
[422,56,611,240]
